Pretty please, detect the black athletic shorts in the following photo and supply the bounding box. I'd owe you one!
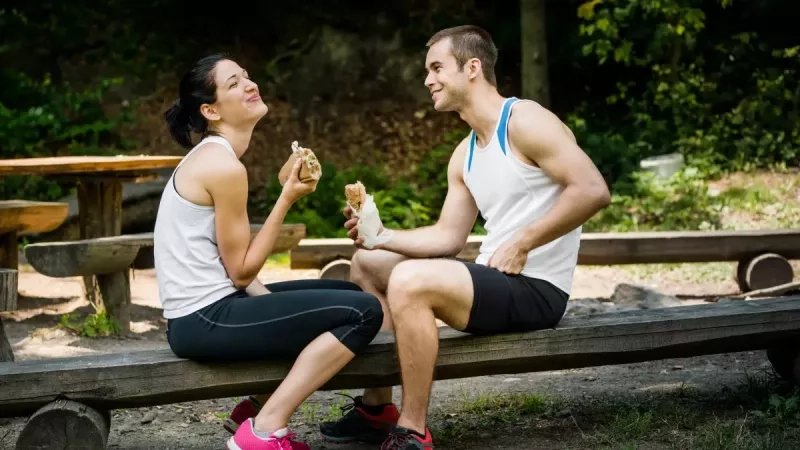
[459,261,569,335]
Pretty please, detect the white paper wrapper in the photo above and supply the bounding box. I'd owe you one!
[348,194,393,249]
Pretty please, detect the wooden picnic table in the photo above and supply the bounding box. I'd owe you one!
[0,155,183,306]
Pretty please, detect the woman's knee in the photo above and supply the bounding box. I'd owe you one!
[353,292,384,333]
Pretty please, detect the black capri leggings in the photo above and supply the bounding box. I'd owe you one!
[166,279,383,361]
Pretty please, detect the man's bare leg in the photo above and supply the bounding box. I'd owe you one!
[349,249,409,405]
[385,259,474,435]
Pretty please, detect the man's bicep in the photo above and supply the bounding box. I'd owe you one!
[513,106,605,187]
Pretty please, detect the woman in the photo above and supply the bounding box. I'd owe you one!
[154,53,384,450]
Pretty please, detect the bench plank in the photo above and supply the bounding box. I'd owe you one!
[2,296,799,418]
[0,200,69,235]
[289,229,800,270]
[24,224,306,277]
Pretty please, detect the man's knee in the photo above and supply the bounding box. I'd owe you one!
[386,260,474,330]
[385,260,437,311]
[350,249,407,292]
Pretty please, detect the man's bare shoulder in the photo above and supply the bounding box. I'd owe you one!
[447,133,473,177]
[507,101,579,159]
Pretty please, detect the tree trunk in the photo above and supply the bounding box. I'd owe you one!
[521,0,550,107]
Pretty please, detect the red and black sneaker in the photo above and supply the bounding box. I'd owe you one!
[319,394,400,443]
[380,425,434,449]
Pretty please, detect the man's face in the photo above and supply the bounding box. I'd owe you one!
[424,38,469,112]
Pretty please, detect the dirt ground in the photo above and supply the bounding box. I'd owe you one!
[2,256,794,450]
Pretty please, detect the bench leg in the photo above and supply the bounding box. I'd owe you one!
[736,253,794,293]
[97,271,131,334]
[0,318,13,362]
[77,180,129,332]
[15,399,111,450]
[0,230,18,270]
[320,259,352,281]
[1,268,18,362]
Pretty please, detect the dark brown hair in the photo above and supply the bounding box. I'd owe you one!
[426,25,498,86]
[164,53,230,149]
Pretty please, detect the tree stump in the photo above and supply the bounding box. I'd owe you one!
[736,253,794,293]
[15,399,111,450]
[320,259,351,281]
[0,268,18,362]
[767,346,800,385]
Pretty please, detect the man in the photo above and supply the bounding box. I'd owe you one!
[320,25,610,449]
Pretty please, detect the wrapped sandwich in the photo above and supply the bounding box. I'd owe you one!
[344,181,393,249]
[278,141,322,186]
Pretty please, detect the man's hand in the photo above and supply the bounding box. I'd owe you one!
[487,235,528,274]
[343,204,386,250]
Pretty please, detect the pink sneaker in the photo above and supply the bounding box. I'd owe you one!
[224,397,262,434]
[226,418,310,450]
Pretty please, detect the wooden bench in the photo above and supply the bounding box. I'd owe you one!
[1,295,800,449]
[292,229,800,292]
[22,224,306,333]
[0,200,69,269]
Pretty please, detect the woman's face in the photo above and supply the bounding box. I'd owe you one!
[203,59,268,126]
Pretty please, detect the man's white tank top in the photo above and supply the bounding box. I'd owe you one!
[463,97,580,295]
[153,136,239,319]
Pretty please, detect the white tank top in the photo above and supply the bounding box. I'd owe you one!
[153,136,239,319]
[463,97,580,295]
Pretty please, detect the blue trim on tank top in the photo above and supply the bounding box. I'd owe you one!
[467,97,518,172]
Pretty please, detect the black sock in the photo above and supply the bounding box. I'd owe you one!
[360,403,389,415]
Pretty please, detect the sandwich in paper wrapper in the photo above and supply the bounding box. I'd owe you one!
[278,141,322,186]
[344,181,393,249]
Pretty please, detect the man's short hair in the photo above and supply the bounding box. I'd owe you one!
[427,25,498,86]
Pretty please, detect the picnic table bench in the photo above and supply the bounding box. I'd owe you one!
[0,200,69,269]
[2,295,800,449]
[293,229,800,293]
[21,223,306,332]
[0,155,184,310]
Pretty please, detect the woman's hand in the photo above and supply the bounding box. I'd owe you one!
[280,158,318,204]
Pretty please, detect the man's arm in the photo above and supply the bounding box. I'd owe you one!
[365,137,479,258]
[506,102,610,252]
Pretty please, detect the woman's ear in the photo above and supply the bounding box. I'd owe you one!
[200,103,220,122]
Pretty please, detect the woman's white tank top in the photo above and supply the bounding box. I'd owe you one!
[153,136,240,319]
[463,97,581,295]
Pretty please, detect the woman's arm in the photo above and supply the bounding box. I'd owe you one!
[208,157,314,288]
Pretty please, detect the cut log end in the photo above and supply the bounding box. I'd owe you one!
[320,259,352,281]
[15,399,110,450]
[737,253,795,292]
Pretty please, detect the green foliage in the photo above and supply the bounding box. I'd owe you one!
[0,69,134,201]
[573,0,800,182]
[258,130,486,238]
[58,310,122,337]
[586,166,724,232]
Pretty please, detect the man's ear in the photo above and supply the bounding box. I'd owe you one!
[200,103,220,122]
[467,58,482,81]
